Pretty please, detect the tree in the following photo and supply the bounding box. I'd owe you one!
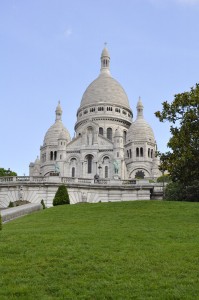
[155,84,199,200]
[0,168,17,177]
[155,84,199,201]
[53,185,70,206]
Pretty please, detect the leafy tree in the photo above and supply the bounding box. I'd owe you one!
[155,84,199,185]
[53,185,70,206]
[155,83,199,200]
[164,181,199,202]
[0,168,17,177]
[157,174,171,183]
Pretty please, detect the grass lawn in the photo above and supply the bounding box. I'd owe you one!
[1,200,199,299]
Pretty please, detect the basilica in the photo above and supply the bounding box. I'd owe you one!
[29,47,161,180]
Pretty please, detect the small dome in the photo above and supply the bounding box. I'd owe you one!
[43,102,71,146]
[127,97,155,143]
[127,118,155,143]
[44,121,70,146]
[101,47,110,58]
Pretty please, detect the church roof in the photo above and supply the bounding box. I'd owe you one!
[79,46,131,110]
[43,102,71,146]
[127,98,155,143]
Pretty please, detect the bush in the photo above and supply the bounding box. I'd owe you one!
[41,199,46,209]
[53,185,70,206]
[8,201,14,208]
[164,181,199,202]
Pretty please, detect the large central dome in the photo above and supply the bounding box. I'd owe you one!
[80,73,130,108]
[79,47,131,110]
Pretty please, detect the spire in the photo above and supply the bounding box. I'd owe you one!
[55,100,62,121]
[100,43,110,75]
[136,96,144,119]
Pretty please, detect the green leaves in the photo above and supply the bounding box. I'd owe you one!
[53,185,70,206]
[0,168,17,177]
[155,83,199,188]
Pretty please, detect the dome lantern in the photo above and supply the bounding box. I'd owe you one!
[100,43,110,75]
[136,96,144,119]
[55,101,62,121]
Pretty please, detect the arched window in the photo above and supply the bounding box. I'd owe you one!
[99,127,103,135]
[54,151,57,160]
[105,166,108,178]
[50,151,53,160]
[148,148,150,157]
[107,128,112,141]
[87,127,93,145]
[127,150,129,158]
[151,149,153,158]
[140,148,143,157]
[129,149,132,158]
[87,155,93,174]
[72,167,75,177]
[123,131,127,143]
[103,156,110,163]
[136,148,139,157]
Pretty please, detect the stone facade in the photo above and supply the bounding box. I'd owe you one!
[0,176,163,208]
[29,47,161,181]
[0,47,163,209]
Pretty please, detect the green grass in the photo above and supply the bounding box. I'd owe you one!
[1,201,199,299]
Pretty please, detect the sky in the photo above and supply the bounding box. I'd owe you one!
[0,0,199,176]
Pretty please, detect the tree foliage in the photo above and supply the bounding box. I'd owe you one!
[157,174,171,183]
[164,181,199,202]
[53,185,70,206]
[155,84,199,186]
[0,168,17,177]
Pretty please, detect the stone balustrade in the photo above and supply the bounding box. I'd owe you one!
[0,175,160,186]
[0,175,164,208]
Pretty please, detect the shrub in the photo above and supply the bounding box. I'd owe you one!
[8,201,14,208]
[53,185,70,206]
[41,199,46,209]
[164,181,199,202]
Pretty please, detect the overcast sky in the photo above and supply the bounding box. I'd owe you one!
[1,0,199,175]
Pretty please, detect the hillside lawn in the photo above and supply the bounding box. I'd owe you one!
[0,201,199,299]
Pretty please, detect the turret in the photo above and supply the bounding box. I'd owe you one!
[100,44,111,75]
[55,101,62,121]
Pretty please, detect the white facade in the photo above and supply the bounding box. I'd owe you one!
[29,47,161,180]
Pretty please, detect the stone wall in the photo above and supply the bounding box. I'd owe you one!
[0,176,163,208]
[1,203,42,223]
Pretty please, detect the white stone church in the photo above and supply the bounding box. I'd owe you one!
[29,46,160,181]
